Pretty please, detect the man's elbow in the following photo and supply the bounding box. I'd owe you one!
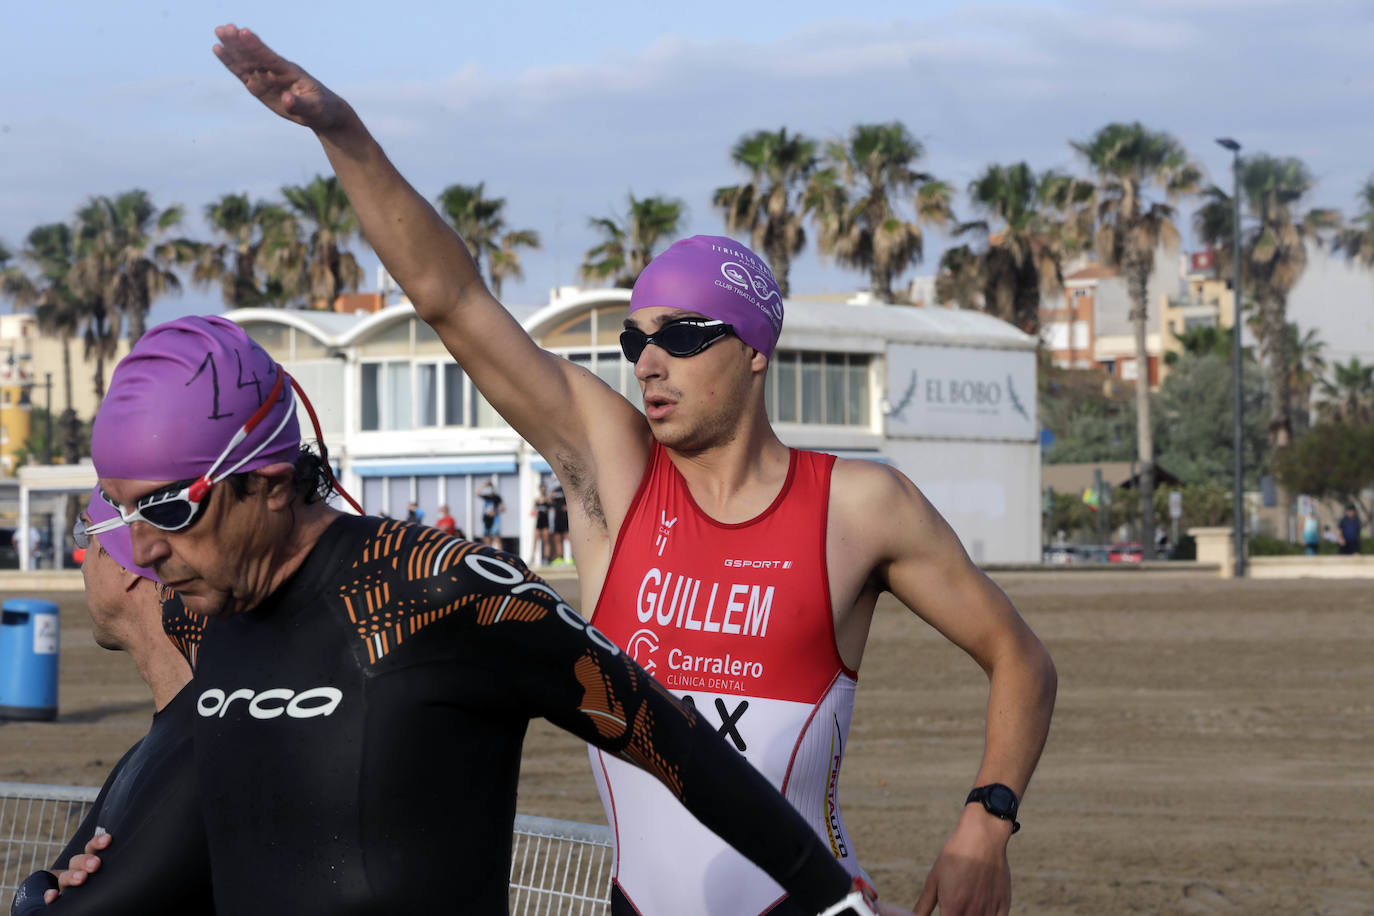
[1024,638,1058,709]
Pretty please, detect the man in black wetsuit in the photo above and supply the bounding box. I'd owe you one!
[88,315,879,916]
[9,492,210,916]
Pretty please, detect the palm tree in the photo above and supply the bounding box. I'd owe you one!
[1285,324,1327,432]
[804,122,953,303]
[582,194,685,288]
[713,128,817,297]
[435,183,540,297]
[1317,357,1374,425]
[936,163,1093,335]
[1194,154,1340,537]
[193,193,296,309]
[0,224,84,462]
[278,175,364,308]
[1332,176,1374,268]
[487,229,541,300]
[1073,122,1202,559]
[71,190,198,345]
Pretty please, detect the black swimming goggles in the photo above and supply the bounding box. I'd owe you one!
[98,368,293,533]
[619,319,735,363]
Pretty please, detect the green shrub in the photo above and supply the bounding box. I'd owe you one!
[1169,534,1196,560]
[1248,535,1303,556]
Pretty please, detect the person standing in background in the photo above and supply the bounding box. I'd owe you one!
[1301,509,1320,556]
[1337,505,1362,555]
[478,481,504,548]
[550,483,569,565]
[532,484,553,565]
[435,503,457,537]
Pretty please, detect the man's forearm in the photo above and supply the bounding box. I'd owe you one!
[314,111,484,320]
[973,638,1057,797]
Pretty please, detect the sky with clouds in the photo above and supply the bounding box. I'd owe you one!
[2,0,1371,328]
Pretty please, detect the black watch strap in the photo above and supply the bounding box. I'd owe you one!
[966,784,1021,834]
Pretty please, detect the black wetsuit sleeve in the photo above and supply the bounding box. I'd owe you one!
[458,564,853,913]
[51,751,127,870]
[9,751,131,915]
[18,690,213,915]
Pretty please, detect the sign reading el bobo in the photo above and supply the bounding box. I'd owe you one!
[884,343,1037,442]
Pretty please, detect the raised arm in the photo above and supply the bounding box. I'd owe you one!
[837,461,1057,916]
[211,25,646,480]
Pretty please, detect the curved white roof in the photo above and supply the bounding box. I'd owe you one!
[226,288,1035,353]
[227,307,366,344]
[525,288,1035,351]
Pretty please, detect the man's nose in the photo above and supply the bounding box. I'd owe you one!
[633,345,668,380]
[128,522,171,569]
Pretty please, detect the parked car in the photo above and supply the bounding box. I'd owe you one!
[1043,544,1079,565]
[1108,541,1143,564]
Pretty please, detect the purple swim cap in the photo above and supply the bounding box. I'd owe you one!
[85,486,160,582]
[630,235,784,359]
[92,316,299,482]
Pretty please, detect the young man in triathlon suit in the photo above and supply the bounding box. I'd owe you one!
[10,492,209,916]
[88,313,878,915]
[210,24,1057,916]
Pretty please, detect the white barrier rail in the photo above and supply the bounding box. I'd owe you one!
[1,781,612,913]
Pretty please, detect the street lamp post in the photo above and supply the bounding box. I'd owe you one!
[1216,137,1245,577]
[43,372,53,464]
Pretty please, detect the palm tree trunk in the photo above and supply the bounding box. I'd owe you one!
[1263,298,1294,541]
[1129,266,1156,560]
[871,266,893,303]
[127,307,147,347]
[770,251,791,298]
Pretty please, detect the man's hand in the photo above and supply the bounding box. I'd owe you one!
[212,24,351,132]
[44,831,112,903]
[913,806,1013,916]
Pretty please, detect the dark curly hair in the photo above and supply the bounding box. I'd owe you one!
[222,443,337,505]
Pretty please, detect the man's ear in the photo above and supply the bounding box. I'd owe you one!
[122,567,143,594]
[253,462,297,509]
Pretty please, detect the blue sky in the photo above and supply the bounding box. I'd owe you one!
[2,0,1372,327]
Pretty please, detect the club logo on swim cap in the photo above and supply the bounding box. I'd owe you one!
[92,315,300,482]
[630,235,783,360]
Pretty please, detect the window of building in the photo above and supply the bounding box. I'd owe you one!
[1043,322,1070,351]
[413,320,447,356]
[415,363,438,427]
[365,318,414,357]
[360,363,380,431]
[543,307,642,406]
[444,364,468,426]
[381,362,410,431]
[765,350,870,426]
[362,357,511,432]
[238,321,290,357]
[1071,321,1090,349]
[292,331,328,360]
[544,314,593,349]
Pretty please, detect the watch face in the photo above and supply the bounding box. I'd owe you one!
[986,785,1017,815]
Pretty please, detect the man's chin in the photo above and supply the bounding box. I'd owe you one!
[174,588,231,619]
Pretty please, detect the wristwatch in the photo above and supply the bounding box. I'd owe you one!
[966,783,1021,834]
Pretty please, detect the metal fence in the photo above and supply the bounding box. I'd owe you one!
[1,781,612,913]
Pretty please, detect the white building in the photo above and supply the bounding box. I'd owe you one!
[224,289,1042,565]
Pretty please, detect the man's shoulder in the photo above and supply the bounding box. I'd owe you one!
[828,456,911,507]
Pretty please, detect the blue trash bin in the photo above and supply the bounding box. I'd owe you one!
[0,598,60,721]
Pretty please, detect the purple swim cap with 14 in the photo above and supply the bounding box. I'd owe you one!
[629,235,784,359]
[92,316,300,483]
